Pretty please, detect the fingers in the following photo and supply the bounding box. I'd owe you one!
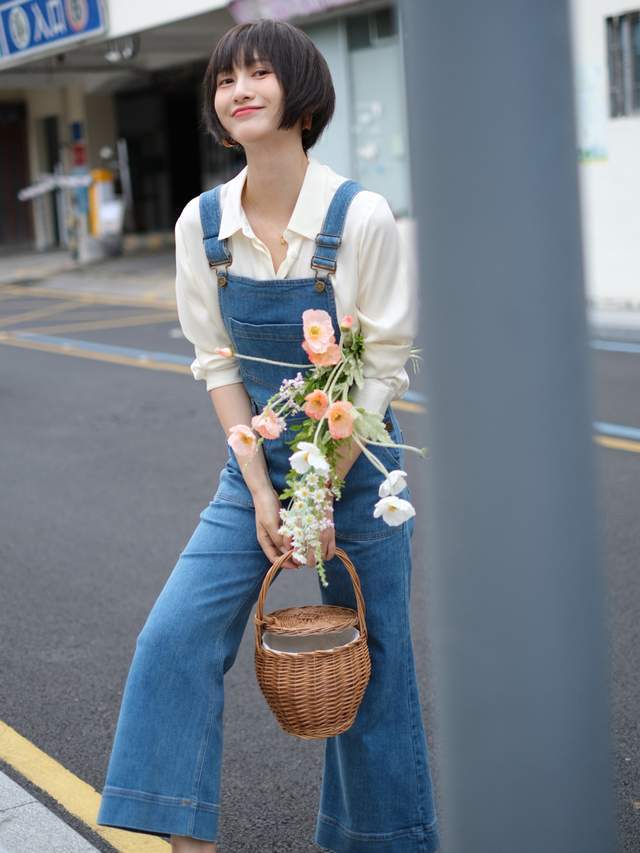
[257,526,281,565]
[258,524,299,570]
[259,523,335,570]
[281,533,304,570]
[325,526,336,562]
[254,491,301,569]
[305,526,336,566]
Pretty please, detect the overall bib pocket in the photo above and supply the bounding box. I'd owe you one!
[228,318,308,391]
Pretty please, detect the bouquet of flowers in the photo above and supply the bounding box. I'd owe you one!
[216,310,427,587]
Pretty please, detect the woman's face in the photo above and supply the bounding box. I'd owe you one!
[214,53,286,147]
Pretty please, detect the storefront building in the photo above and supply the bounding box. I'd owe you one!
[1,0,638,307]
[0,0,410,253]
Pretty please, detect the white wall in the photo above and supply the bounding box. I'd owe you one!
[302,18,353,178]
[572,0,640,306]
[104,0,227,40]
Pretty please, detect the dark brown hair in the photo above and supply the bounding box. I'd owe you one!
[201,18,335,153]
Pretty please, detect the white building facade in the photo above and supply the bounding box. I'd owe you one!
[572,0,640,307]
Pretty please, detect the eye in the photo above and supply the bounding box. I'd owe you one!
[217,68,269,86]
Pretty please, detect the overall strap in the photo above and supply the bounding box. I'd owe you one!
[199,185,232,287]
[310,179,363,284]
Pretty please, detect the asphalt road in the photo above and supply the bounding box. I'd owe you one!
[1,285,638,852]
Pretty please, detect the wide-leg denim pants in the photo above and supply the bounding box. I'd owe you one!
[96,427,440,852]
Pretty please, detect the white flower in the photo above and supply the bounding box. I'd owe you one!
[378,469,408,498]
[289,441,330,474]
[373,495,416,527]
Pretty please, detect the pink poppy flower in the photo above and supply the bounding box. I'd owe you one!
[251,408,284,440]
[302,308,335,353]
[303,389,330,421]
[327,400,357,439]
[340,315,354,330]
[227,424,257,457]
[302,339,342,366]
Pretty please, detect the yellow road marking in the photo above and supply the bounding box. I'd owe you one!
[0,300,82,328]
[0,719,169,851]
[0,333,188,375]
[2,326,640,452]
[594,434,640,453]
[0,332,426,417]
[0,284,175,310]
[392,399,425,414]
[22,310,176,336]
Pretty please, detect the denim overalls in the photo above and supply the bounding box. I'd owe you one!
[97,179,441,853]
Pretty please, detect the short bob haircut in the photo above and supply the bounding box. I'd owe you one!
[201,18,335,153]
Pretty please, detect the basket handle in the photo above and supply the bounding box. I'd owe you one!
[254,546,368,653]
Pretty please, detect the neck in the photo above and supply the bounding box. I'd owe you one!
[241,138,310,222]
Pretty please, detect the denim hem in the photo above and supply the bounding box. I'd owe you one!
[97,785,220,842]
[314,812,440,853]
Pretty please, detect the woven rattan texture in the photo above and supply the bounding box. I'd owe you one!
[254,547,371,739]
[256,604,358,635]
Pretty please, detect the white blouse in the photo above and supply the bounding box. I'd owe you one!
[174,155,417,416]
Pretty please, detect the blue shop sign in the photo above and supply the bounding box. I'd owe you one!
[0,0,107,69]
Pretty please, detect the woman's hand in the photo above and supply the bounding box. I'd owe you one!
[252,486,300,569]
[282,496,336,568]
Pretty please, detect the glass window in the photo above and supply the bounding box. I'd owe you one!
[346,14,370,51]
[632,12,640,111]
[606,11,640,117]
[373,8,396,40]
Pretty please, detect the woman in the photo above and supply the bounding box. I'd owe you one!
[97,18,440,853]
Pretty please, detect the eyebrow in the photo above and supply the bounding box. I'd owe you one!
[217,57,272,77]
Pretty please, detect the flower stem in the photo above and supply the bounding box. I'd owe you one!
[323,359,345,402]
[310,357,348,445]
[362,439,427,457]
[233,352,313,368]
[326,361,346,403]
[352,433,390,477]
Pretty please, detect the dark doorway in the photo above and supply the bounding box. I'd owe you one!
[0,103,33,249]
[167,91,202,221]
[42,115,61,245]
[115,74,202,233]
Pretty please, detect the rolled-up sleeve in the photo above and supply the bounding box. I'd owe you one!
[174,209,242,391]
[349,195,417,416]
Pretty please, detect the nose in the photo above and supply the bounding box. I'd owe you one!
[232,72,255,103]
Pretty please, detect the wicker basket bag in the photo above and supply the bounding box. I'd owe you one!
[254,546,371,740]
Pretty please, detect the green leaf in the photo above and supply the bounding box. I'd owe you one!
[354,409,392,443]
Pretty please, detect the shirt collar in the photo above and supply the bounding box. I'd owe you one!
[217,155,329,242]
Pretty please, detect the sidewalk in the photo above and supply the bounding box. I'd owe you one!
[0,242,176,306]
[0,770,100,852]
[587,302,640,339]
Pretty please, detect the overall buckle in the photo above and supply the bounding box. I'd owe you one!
[208,253,233,287]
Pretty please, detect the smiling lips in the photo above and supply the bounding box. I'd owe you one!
[233,107,263,117]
